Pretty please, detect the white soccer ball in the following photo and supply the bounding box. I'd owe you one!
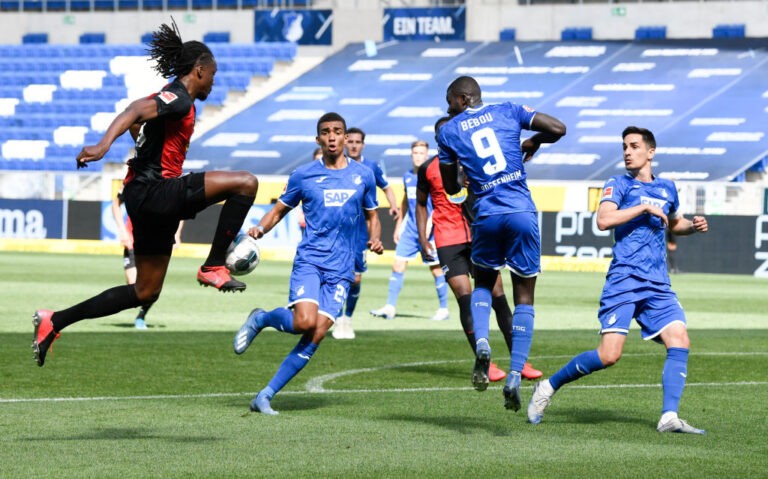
[225,233,261,276]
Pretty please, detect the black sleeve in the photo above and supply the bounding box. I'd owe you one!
[153,84,193,121]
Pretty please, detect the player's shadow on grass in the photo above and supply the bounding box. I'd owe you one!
[110,323,167,329]
[382,413,514,437]
[23,427,219,442]
[228,395,329,415]
[555,407,650,427]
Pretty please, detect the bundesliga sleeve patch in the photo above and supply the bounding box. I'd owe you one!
[602,186,613,199]
[158,91,178,104]
[523,105,535,112]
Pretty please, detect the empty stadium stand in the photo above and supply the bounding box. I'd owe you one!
[0,41,295,171]
[186,38,768,182]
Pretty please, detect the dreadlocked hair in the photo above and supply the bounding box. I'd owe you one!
[147,18,214,79]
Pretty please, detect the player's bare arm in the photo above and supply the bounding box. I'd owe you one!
[250,202,291,239]
[522,112,567,162]
[415,189,434,261]
[596,200,668,231]
[384,186,400,221]
[670,215,708,236]
[365,209,384,255]
[394,193,408,243]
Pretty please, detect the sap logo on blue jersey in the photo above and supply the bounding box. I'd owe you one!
[640,195,666,209]
[324,189,357,207]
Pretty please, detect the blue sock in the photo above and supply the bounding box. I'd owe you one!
[471,287,492,343]
[344,282,361,316]
[662,347,689,414]
[434,274,448,308]
[509,304,534,373]
[257,307,295,334]
[385,271,404,307]
[266,338,319,395]
[549,349,605,390]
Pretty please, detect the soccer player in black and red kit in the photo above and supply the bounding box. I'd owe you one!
[32,20,258,367]
[415,117,541,382]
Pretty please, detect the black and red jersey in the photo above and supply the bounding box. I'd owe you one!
[124,79,195,185]
[417,156,472,248]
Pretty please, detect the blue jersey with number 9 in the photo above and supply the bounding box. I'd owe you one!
[438,102,537,219]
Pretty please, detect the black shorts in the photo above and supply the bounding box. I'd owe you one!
[123,247,136,269]
[123,173,206,255]
[436,243,473,280]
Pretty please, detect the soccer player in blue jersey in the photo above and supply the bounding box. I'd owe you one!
[333,127,399,339]
[232,112,383,415]
[437,76,566,410]
[528,126,708,434]
[370,140,450,322]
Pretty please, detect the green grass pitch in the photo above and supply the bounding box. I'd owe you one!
[1,251,766,478]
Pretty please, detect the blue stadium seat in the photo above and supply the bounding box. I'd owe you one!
[499,28,516,41]
[118,0,138,8]
[166,0,187,8]
[70,0,92,9]
[635,26,667,40]
[561,27,592,41]
[94,0,116,9]
[0,0,21,10]
[22,0,42,10]
[79,32,107,44]
[713,24,746,38]
[22,33,48,44]
[204,31,230,43]
[46,0,66,9]
[141,0,163,9]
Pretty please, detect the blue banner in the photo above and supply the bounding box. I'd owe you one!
[383,7,466,41]
[254,9,333,45]
[0,199,64,239]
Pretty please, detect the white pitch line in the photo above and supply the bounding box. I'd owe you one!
[3,351,767,405]
[2,381,767,405]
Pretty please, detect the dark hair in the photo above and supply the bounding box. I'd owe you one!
[316,112,346,135]
[447,76,481,105]
[411,140,429,150]
[346,127,365,142]
[622,126,656,149]
[147,18,215,79]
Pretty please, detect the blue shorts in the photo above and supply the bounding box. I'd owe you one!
[394,220,439,266]
[598,274,686,341]
[288,262,351,321]
[471,211,540,276]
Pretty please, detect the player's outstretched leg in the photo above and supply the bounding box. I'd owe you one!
[197,265,246,293]
[472,338,491,391]
[503,371,522,411]
[527,379,555,424]
[657,414,705,435]
[250,389,278,416]
[32,310,60,367]
[234,308,265,354]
